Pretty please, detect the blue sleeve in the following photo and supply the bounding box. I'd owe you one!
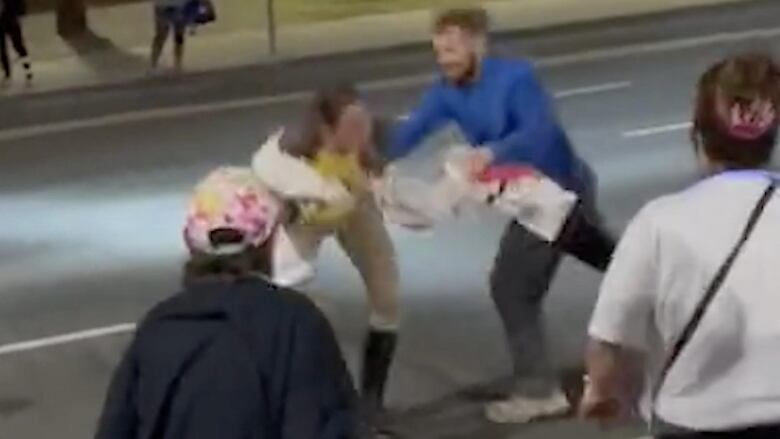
[387,85,449,160]
[487,68,560,166]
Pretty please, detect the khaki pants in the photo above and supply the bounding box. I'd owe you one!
[290,196,400,331]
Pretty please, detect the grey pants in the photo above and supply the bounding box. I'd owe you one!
[490,197,614,397]
[490,221,562,396]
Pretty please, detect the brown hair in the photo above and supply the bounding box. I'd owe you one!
[433,7,489,35]
[183,229,274,285]
[284,83,385,175]
[692,54,780,169]
[284,84,359,161]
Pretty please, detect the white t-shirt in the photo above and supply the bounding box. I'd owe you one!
[589,171,780,431]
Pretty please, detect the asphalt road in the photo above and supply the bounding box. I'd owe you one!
[2,4,780,439]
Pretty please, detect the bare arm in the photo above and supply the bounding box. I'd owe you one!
[582,206,659,424]
[581,339,630,422]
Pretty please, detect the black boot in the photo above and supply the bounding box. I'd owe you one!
[360,329,398,438]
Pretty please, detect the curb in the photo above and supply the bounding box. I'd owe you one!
[2,0,773,101]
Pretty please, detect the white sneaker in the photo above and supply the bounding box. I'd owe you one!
[485,390,570,424]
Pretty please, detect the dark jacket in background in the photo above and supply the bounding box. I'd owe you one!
[1,0,26,18]
[95,277,358,439]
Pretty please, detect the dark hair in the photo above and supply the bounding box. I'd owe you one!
[283,83,385,174]
[287,84,360,161]
[433,7,489,35]
[183,228,274,285]
[692,54,780,169]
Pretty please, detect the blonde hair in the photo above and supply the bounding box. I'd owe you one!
[433,7,489,36]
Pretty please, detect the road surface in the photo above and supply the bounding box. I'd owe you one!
[1,3,779,438]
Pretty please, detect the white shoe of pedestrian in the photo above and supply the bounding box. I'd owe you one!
[485,390,570,424]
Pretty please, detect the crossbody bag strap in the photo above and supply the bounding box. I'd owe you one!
[651,179,777,423]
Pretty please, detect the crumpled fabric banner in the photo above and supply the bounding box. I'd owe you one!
[375,146,579,242]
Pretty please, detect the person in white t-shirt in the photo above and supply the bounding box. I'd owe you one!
[582,54,780,438]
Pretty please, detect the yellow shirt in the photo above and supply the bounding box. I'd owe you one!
[299,150,367,227]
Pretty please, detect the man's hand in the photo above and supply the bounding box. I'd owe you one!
[370,176,386,197]
[466,147,495,177]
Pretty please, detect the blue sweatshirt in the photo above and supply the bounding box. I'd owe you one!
[389,57,590,194]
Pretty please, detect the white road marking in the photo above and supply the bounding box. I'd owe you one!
[0,82,631,358]
[3,23,780,142]
[5,25,780,354]
[0,80,631,143]
[396,80,632,120]
[0,323,137,356]
[0,90,310,143]
[553,81,632,98]
[623,121,692,138]
[539,26,780,67]
[361,73,433,91]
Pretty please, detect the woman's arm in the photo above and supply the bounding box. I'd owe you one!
[581,340,632,423]
[582,206,659,424]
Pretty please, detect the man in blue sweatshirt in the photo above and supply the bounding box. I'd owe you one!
[385,7,614,424]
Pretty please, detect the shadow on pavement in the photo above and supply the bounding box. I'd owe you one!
[387,376,641,439]
[63,30,147,78]
[0,397,34,419]
[0,240,60,263]
[386,379,534,439]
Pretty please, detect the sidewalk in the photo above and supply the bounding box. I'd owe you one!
[3,0,751,95]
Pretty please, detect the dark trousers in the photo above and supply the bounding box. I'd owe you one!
[557,202,616,271]
[659,424,780,438]
[0,13,28,79]
[490,200,615,396]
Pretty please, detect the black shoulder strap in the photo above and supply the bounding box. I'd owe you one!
[653,179,777,404]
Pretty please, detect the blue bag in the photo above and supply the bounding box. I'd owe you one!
[184,0,216,26]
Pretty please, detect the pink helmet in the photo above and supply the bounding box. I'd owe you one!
[184,167,282,255]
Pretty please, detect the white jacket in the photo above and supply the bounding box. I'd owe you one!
[251,130,353,206]
[251,131,355,287]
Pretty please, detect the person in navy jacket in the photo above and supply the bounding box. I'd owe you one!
[385,7,614,424]
[95,168,358,439]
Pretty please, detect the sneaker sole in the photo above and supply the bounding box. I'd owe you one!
[485,399,571,424]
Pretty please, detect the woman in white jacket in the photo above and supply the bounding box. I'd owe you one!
[252,85,399,435]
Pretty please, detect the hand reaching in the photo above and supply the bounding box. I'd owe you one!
[579,377,623,426]
[465,147,495,178]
